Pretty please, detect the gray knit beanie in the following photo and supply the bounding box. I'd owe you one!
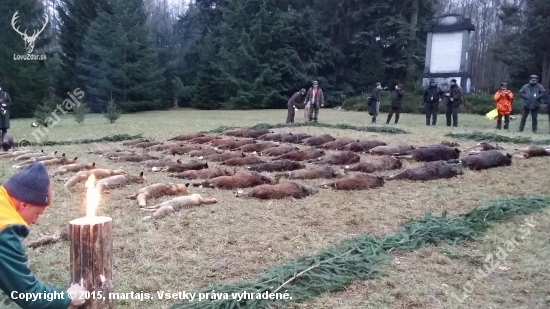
[4,162,52,206]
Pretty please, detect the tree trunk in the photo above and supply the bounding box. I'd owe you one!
[542,53,550,90]
[69,216,114,309]
[406,0,419,88]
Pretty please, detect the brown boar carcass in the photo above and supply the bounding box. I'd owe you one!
[398,144,460,162]
[238,142,278,153]
[319,138,359,150]
[280,165,342,180]
[167,133,205,141]
[160,161,209,173]
[341,140,388,152]
[273,148,325,161]
[369,141,415,156]
[202,151,245,162]
[260,145,299,156]
[247,160,304,172]
[234,182,318,199]
[188,148,221,157]
[309,151,360,165]
[168,167,235,180]
[388,160,463,181]
[513,145,550,159]
[280,133,312,143]
[192,172,275,189]
[320,173,385,190]
[302,134,336,146]
[189,136,222,144]
[219,155,265,166]
[344,156,402,173]
[450,150,512,170]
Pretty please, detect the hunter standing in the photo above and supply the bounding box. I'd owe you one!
[518,75,546,133]
[368,82,383,124]
[493,83,513,130]
[304,81,324,122]
[0,85,12,138]
[423,78,444,126]
[386,83,405,124]
[286,88,306,124]
[444,79,463,127]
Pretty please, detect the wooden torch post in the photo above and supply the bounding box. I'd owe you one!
[69,216,114,309]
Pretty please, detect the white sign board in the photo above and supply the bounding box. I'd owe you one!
[429,32,463,73]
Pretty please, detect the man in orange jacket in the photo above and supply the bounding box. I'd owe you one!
[494,83,513,130]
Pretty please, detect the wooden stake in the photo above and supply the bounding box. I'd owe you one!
[69,216,113,309]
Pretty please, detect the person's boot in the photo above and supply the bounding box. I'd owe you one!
[371,117,376,124]
[395,115,399,124]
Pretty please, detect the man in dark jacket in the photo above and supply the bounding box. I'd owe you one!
[368,82,383,124]
[0,85,13,138]
[518,75,546,133]
[0,163,87,309]
[386,83,405,124]
[304,81,324,122]
[422,78,444,126]
[286,88,306,124]
[444,79,463,127]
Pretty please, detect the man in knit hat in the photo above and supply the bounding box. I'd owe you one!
[0,162,87,308]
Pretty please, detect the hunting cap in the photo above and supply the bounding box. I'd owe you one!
[501,82,507,87]
[312,81,318,85]
[451,79,457,83]
[375,82,381,86]
[429,78,436,82]
[530,75,538,80]
[300,88,306,92]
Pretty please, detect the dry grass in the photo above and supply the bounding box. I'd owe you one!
[1,107,549,309]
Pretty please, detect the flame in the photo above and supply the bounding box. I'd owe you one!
[85,174,100,217]
[99,274,106,283]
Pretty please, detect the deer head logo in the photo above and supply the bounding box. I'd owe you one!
[11,11,49,54]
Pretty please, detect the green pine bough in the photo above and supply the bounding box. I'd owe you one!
[201,122,409,135]
[445,131,550,145]
[24,134,144,147]
[168,196,550,309]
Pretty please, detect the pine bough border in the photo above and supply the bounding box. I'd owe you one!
[168,196,550,309]
[201,122,410,135]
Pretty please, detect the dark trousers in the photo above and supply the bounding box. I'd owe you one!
[518,107,539,132]
[286,106,295,124]
[446,104,459,127]
[386,107,401,124]
[308,106,319,122]
[425,103,438,125]
[496,114,510,130]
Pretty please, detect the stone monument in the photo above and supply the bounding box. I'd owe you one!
[421,13,475,93]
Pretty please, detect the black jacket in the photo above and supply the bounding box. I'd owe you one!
[519,83,546,109]
[0,91,12,129]
[390,89,405,108]
[445,85,463,106]
[423,86,444,104]
[287,92,303,107]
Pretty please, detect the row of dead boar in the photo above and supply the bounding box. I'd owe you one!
[1,128,550,221]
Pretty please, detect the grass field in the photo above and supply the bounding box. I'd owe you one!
[1,107,549,309]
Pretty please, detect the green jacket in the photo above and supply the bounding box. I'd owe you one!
[0,186,71,309]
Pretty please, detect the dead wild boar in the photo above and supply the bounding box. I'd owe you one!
[344,156,402,173]
[319,173,384,190]
[388,160,463,181]
[247,160,305,172]
[302,134,336,146]
[234,182,318,199]
[309,151,360,165]
[342,140,387,152]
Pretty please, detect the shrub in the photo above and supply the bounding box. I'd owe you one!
[73,102,89,125]
[103,98,122,124]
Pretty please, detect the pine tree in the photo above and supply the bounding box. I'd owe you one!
[76,0,165,113]
[56,0,109,97]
